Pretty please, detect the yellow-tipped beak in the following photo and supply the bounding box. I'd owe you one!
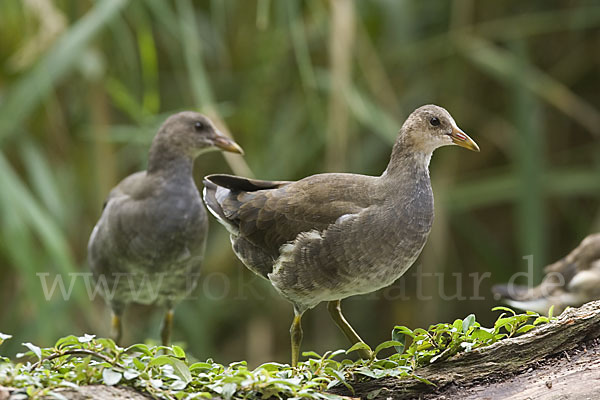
[450,126,479,152]
[212,133,244,155]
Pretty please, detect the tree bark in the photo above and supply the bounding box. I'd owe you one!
[330,299,600,399]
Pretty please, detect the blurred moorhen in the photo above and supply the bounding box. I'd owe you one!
[493,233,600,315]
[88,111,243,345]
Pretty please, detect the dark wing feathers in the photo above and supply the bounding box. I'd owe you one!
[203,173,375,258]
[206,173,290,191]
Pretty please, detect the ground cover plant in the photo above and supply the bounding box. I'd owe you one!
[0,307,554,399]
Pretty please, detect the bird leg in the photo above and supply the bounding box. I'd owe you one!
[290,309,304,367]
[110,311,123,345]
[327,300,372,360]
[161,309,174,346]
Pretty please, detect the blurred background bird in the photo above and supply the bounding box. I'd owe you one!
[203,105,479,365]
[493,234,600,315]
[87,112,243,345]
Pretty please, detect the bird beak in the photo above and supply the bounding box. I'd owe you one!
[450,126,480,152]
[211,132,244,155]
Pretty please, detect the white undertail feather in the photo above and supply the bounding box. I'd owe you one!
[215,185,232,205]
[202,186,238,235]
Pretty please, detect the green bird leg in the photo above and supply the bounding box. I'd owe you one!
[290,309,304,367]
[161,309,174,346]
[327,300,372,360]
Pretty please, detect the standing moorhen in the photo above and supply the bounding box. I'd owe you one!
[203,104,478,366]
[88,111,243,346]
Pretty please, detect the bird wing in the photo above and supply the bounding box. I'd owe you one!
[89,171,169,269]
[203,173,377,258]
[90,171,151,250]
[105,171,157,205]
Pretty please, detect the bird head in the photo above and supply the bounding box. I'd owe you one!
[401,104,479,154]
[157,111,244,157]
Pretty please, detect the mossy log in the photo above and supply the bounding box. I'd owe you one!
[3,301,600,400]
[331,299,600,399]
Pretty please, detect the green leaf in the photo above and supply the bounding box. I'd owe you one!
[492,306,517,316]
[22,342,42,360]
[391,328,407,354]
[354,366,378,378]
[327,349,346,359]
[393,325,416,338]
[301,351,322,359]
[95,338,118,351]
[327,368,354,394]
[125,343,153,356]
[102,368,122,386]
[123,369,140,380]
[452,319,463,332]
[516,324,536,334]
[132,357,146,371]
[494,317,514,330]
[411,373,436,386]
[148,355,191,384]
[171,345,186,359]
[548,305,555,318]
[462,314,476,333]
[170,359,192,384]
[374,340,404,358]
[189,362,214,372]
[256,362,286,372]
[470,327,494,342]
[148,355,176,368]
[170,380,187,390]
[346,342,371,354]
[54,336,79,349]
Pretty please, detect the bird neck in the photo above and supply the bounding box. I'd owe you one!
[147,138,195,177]
[382,137,432,180]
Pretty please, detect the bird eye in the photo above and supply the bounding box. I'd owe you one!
[430,117,440,126]
[194,121,206,131]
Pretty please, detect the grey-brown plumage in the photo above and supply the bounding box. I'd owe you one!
[88,111,243,345]
[203,104,479,366]
[493,233,600,315]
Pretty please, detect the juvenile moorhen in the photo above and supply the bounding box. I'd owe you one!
[203,104,478,365]
[88,111,243,345]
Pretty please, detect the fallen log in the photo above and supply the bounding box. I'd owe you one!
[3,301,600,399]
[330,299,600,399]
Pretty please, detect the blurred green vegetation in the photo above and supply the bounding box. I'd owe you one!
[0,0,599,367]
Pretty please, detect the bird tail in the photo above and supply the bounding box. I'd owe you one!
[204,173,289,192]
[202,177,236,233]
